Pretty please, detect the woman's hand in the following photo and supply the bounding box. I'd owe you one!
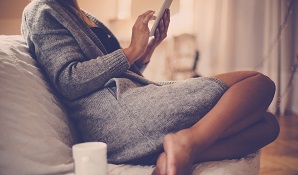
[150,9,170,49]
[123,10,155,65]
[137,9,171,65]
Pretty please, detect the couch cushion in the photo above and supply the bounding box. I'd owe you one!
[106,152,260,175]
[0,35,75,175]
[0,35,261,175]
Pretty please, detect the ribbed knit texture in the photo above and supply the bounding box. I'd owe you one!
[21,0,229,164]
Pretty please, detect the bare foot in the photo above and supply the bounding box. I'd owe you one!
[152,152,167,175]
[163,130,194,175]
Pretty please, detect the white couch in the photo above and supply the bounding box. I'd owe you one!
[0,35,260,175]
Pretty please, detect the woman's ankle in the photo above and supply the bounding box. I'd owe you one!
[165,129,201,162]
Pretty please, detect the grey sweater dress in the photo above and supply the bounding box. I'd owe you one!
[21,0,229,164]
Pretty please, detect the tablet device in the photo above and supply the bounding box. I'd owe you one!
[150,0,173,36]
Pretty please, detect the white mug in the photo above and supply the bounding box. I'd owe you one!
[72,142,107,175]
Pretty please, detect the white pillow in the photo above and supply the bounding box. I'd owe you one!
[0,35,75,175]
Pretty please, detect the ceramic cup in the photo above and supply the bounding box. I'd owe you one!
[72,142,107,175]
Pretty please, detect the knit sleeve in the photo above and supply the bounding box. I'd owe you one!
[22,3,130,100]
[134,62,149,73]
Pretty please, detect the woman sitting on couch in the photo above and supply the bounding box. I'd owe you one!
[21,0,280,175]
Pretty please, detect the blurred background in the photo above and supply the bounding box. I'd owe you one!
[0,0,297,116]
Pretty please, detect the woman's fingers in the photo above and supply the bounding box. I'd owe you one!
[160,19,165,32]
[155,9,170,39]
[134,10,155,33]
[164,9,170,30]
[162,9,170,33]
[151,15,157,21]
[127,10,157,64]
[142,10,155,17]
[141,10,155,24]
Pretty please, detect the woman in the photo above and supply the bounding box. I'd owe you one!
[21,0,280,175]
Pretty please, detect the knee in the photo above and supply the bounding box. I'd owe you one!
[254,72,276,100]
[264,112,280,143]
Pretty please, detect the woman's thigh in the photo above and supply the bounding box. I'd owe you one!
[211,71,260,87]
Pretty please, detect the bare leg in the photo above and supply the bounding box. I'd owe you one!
[152,153,167,175]
[152,113,279,175]
[153,71,280,175]
[197,112,279,162]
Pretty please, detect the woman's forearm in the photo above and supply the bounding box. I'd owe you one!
[136,45,156,64]
[122,46,142,65]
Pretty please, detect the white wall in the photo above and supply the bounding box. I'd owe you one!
[0,0,30,35]
[77,0,118,28]
[0,0,117,34]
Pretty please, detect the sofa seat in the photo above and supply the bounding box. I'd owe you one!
[0,35,260,175]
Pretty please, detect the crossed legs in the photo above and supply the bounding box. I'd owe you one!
[152,71,280,175]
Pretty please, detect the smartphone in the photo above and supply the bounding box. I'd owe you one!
[150,0,173,36]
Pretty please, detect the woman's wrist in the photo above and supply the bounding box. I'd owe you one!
[122,46,141,65]
[136,58,150,65]
[137,47,155,65]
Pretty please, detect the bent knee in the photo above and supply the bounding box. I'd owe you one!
[264,113,280,143]
[254,73,276,99]
[213,71,268,87]
[242,72,276,94]
[233,71,276,100]
[213,71,276,99]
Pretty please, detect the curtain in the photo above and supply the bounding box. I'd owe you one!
[194,0,297,114]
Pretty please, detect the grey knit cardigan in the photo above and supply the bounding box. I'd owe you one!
[22,0,156,101]
[21,0,164,163]
[21,0,229,164]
